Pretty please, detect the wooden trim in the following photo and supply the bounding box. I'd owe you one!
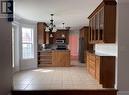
[12,89,117,95]
[88,0,117,19]
[80,26,89,31]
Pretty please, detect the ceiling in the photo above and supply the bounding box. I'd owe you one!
[14,0,102,30]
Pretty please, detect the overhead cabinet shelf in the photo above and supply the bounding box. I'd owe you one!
[88,0,116,44]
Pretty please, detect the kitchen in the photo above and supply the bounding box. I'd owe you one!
[37,22,71,67]
[12,0,117,91]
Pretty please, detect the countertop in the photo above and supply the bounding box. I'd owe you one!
[52,50,70,52]
[95,52,116,56]
[38,49,52,52]
[38,49,70,52]
[87,51,116,56]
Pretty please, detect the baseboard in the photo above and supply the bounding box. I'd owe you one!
[12,89,117,95]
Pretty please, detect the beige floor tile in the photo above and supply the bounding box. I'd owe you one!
[13,80,31,85]
[13,61,103,90]
[25,84,51,90]
[51,80,62,84]
[49,83,62,89]
[63,80,73,84]
[13,84,28,90]
[62,84,73,89]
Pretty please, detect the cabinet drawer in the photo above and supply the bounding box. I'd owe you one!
[89,56,95,61]
[89,62,95,69]
[89,68,95,78]
[89,60,95,65]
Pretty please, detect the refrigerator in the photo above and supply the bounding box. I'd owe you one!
[79,37,86,63]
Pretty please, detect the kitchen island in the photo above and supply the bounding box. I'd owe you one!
[52,50,70,67]
[38,50,70,67]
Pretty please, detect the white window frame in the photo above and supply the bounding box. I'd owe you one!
[22,27,34,59]
[12,26,15,67]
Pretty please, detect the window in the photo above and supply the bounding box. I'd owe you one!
[22,27,34,59]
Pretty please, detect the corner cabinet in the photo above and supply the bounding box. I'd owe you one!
[88,0,117,44]
[87,52,115,88]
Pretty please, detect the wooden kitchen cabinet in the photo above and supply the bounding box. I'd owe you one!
[38,51,52,67]
[52,50,70,67]
[37,22,47,44]
[88,0,116,44]
[87,52,96,78]
[45,32,50,44]
[45,29,69,44]
[95,56,100,82]
[87,51,115,88]
[54,29,69,44]
[38,50,70,67]
[45,32,56,44]
[98,56,115,88]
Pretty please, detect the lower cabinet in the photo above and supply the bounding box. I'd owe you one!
[38,51,52,64]
[95,56,100,82]
[52,50,70,67]
[38,50,70,67]
[87,52,115,88]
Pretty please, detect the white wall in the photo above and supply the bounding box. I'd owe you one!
[117,0,129,95]
[12,22,20,72]
[13,17,37,71]
[0,16,12,95]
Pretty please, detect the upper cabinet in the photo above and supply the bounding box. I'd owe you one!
[45,29,69,44]
[54,29,69,44]
[88,0,117,44]
[37,22,47,44]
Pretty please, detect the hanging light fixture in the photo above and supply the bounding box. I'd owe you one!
[46,14,57,32]
[62,23,65,29]
[61,23,70,30]
[61,23,65,38]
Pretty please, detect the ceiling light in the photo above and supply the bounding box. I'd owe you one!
[45,14,57,32]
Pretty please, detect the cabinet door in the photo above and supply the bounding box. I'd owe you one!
[46,32,49,44]
[37,23,46,44]
[89,20,92,42]
[92,17,95,42]
[86,53,90,72]
[95,13,99,41]
[99,8,104,41]
[96,56,100,82]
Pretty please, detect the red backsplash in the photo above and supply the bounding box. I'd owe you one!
[69,35,79,60]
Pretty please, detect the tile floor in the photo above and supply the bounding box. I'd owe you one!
[13,60,103,90]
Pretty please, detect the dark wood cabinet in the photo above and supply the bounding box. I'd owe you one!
[88,0,116,44]
[52,50,70,67]
[37,22,47,44]
[54,29,69,44]
[87,52,115,88]
[38,51,52,66]
[45,32,49,44]
[45,32,56,44]
[38,50,70,67]
[45,29,69,44]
